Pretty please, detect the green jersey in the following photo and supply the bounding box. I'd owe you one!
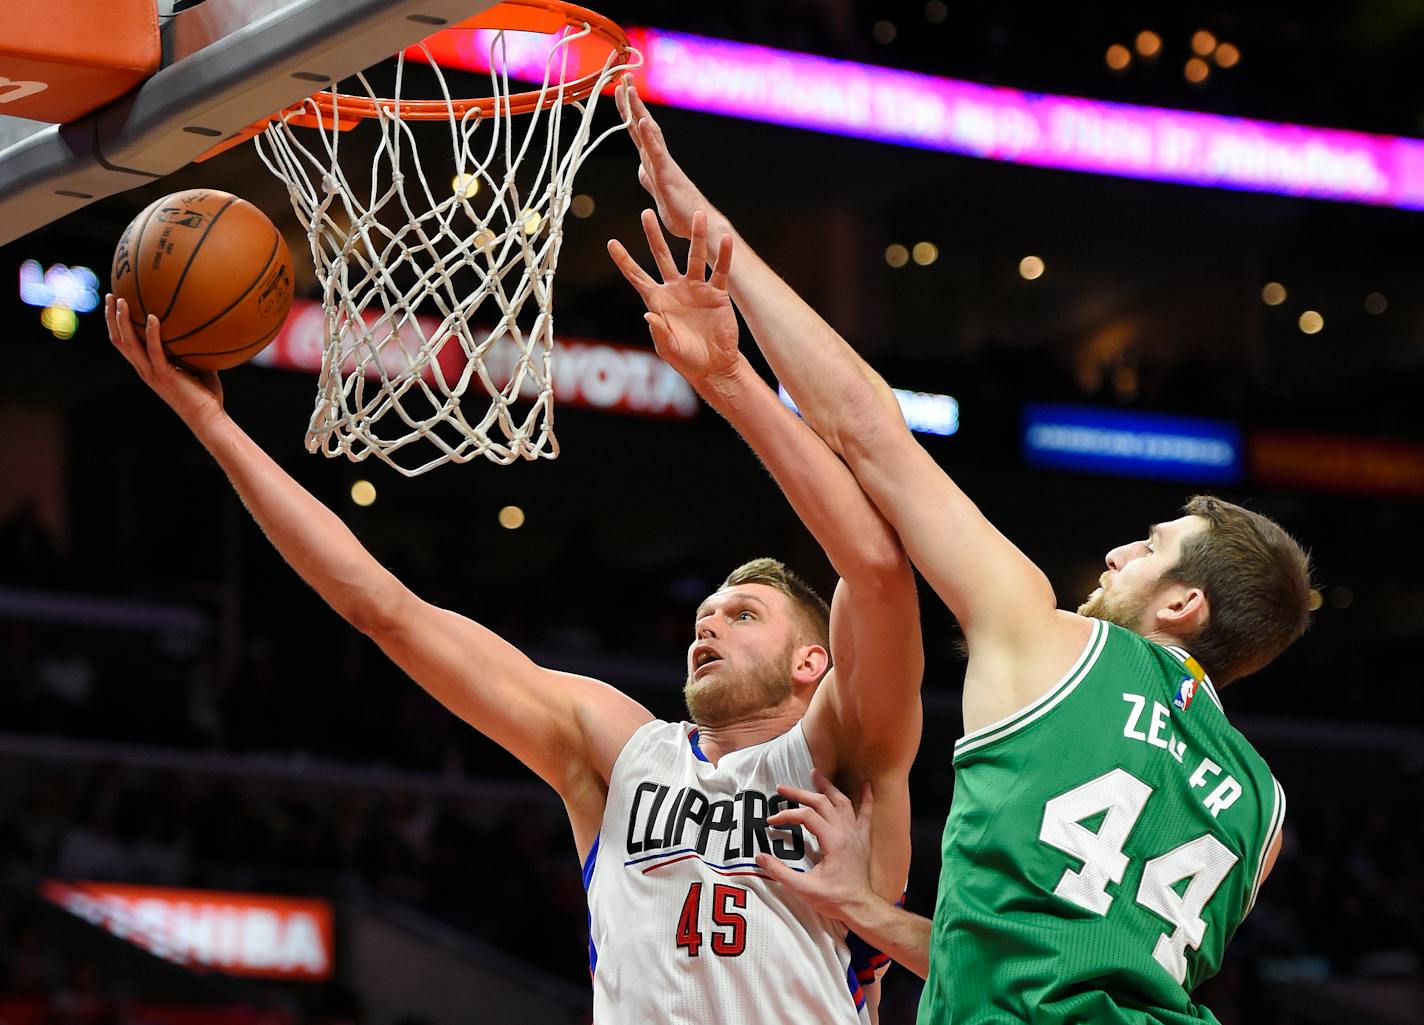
[918,618,1285,1025]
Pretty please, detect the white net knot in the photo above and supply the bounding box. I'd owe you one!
[254,22,639,476]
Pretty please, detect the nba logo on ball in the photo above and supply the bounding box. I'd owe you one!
[156,205,207,229]
[1173,677,1197,711]
[258,262,293,317]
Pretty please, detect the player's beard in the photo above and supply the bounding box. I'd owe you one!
[684,641,796,726]
[1078,572,1157,633]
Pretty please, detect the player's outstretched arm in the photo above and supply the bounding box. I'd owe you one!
[621,84,1079,729]
[757,773,932,979]
[608,214,922,758]
[105,297,651,847]
[618,79,900,452]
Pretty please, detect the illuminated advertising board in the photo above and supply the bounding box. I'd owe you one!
[1023,403,1242,483]
[1250,429,1424,499]
[43,880,334,981]
[778,384,958,437]
[415,28,1424,211]
[252,298,699,421]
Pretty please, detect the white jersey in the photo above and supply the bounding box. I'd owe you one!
[584,719,875,1024]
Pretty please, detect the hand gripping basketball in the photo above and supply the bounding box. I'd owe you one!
[106,294,225,428]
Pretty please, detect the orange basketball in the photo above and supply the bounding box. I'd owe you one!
[111,188,294,371]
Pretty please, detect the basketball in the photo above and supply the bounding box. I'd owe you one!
[111,188,294,371]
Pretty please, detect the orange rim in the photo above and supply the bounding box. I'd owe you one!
[198,0,631,161]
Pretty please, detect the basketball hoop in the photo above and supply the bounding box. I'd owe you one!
[245,0,639,475]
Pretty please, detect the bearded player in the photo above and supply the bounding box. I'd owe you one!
[619,81,1310,1024]
[104,226,921,1025]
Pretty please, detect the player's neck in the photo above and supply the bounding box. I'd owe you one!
[1143,627,1191,653]
[693,703,803,765]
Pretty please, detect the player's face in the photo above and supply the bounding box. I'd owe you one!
[684,584,799,725]
[1079,514,1209,632]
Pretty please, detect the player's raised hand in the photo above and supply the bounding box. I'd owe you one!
[608,210,741,386]
[757,771,881,925]
[617,77,718,244]
[106,294,224,426]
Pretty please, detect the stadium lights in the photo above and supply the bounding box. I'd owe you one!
[19,259,101,339]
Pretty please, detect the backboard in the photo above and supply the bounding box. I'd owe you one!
[0,0,501,247]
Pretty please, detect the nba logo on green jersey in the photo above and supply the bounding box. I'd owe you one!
[923,620,1286,1025]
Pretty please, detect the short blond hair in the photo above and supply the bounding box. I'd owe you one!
[721,558,831,652]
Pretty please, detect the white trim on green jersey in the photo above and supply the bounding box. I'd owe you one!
[954,618,1108,757]
[1247,776,1287,914]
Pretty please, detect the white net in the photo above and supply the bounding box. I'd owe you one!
[253,21,638,475]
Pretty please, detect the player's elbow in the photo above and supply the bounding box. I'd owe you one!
[343,572,416,639]
[846,538,913,591]
[836,397,912,470]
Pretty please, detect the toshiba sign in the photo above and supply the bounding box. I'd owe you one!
[42,880,334,981]
[251,299,700,421]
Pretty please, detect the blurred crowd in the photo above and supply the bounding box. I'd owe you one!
[0,737,1418,1024]
[2,503,1421,1025]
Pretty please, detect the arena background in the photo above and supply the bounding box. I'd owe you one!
[1,3,1420,1024]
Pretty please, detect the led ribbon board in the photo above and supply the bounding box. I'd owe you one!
[1023,403,1242,484]
[419,28,1424,210]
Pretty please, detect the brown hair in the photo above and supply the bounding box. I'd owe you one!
[721,558,831,653]
[1165,496,1312,684]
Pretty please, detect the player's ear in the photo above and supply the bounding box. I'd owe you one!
[790,643,830,689]
[1156,585,1208,634]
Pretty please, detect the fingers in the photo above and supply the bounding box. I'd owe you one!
[640,208,680,281]
[810,768,855,812]
[108,294,135,346]
[104,293,122,346]
[643,312,678,360]
[142,312,168,373]
[615,75,632,124]
[619,84,645,152]
[857,780,874,822]
[767,803,832,839]
[777,777,841,820]
[755,852,805,888]
[687,211,707,277]
[606,239,658,299]
[708,231,734,292]
[107,295,148,371]
[775,783,825,807]
[626,78,653,124]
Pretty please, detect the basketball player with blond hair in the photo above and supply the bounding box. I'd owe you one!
[615,81,1311,1024]
[104,210,923,1025]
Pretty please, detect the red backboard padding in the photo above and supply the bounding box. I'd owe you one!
[0,0,161,123]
